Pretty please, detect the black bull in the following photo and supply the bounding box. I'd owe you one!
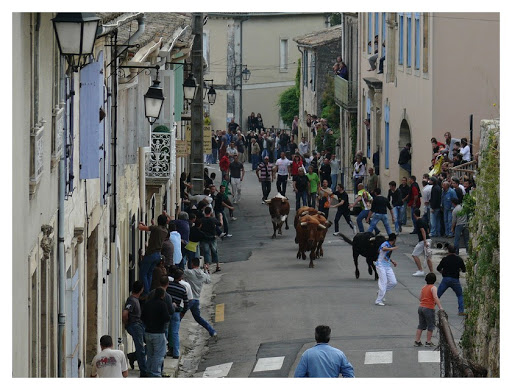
[339,232,388,280]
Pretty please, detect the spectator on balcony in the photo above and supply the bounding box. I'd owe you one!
[431,137,445,157]
[368,35,379,71]
[398,143,412,174]
[377,40,386,74]
[228,118,239,133]
[248,112,257,131]
[440,131,460,161]
[339,61,348,80]
[460,138,471,162]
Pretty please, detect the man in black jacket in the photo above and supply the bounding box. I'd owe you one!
[388,181,404,234]
[436,244,466,315]
[398,143,412,174]
[429,177,442,237]
[141,288,171,377]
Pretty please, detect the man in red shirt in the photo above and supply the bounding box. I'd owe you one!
[407,176,421,234]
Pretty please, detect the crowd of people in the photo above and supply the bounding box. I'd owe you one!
[89,108,477,376]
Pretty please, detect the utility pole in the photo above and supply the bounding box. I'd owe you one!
[190,12,204,195]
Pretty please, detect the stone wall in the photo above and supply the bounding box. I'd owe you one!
[461,119,500,377]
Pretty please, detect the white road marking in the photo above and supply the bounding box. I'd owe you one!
[253,356,286,372]
[203,362,233,378]
[364,351,393,364]
[418,351,441,363]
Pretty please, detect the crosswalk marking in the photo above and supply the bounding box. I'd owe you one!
[418,351,440,363]
[203,362,233,378]
[364,351,393,364]
[253,356,285,372]
[215,303,225,322]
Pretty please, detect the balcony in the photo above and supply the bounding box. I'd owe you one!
[145,126,174,185]
[334,75,357,112]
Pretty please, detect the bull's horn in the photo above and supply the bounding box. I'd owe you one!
[301,222,308,226]
[264,200,271,204]
[369,237,376,242]
[318,224,326,229]
[300,211,309,216]
[317,211,325,216]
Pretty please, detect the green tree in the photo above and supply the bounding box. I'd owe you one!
[278,59,300,127]
[328,13,341,26]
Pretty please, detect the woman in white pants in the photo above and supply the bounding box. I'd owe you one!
[375,233,399,306]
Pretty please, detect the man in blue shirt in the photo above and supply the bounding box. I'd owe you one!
[294,325,355,378]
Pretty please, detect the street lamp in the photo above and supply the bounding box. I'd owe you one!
[183,73,198,103]
[207,85,217,105]
[52,12,100,71]
[144,78,165,125]
[242,65,251,82]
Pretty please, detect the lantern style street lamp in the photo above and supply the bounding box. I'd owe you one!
[207,85,217,105]
[144,78,165,125]
[183,73,198,103]
[52,12,100,71]
[242,65,251,82]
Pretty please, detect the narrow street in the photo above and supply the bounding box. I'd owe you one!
[175,161,466,378]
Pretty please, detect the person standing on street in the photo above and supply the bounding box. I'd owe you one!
[138,214,169,295]
[450,198,469,255]
[331,184,356,235]
[256,156,274,203]
[388,181,404,234]
[414,273,443,347]
[167,268,189,359]
[411,209,433,276]
[141,287,171,377]
[184,257,218,339]
[90,335,128,378]
[294,325,355,378]
[275,151,292,196]
[306,165,320,208]
[436,244,466,316]
[366,188,394,235]
[374,233,399,306]
[122,280,147,377]
[293,167,309,211]
[229,154,245,204]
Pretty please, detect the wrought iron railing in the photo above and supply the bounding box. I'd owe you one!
[146,131,172,182]
[437,310,488,377]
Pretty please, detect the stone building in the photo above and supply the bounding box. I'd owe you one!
[294,25,342,147]
[12,12,193,377]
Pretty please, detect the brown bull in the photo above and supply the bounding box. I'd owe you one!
[311,213,332,259]
[294,207,325,243]
[265,194,290,239]
[295,214,328,268]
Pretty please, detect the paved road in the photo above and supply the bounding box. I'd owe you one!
[184,161,465,378]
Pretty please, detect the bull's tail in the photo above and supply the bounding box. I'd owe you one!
[339,233,353,246]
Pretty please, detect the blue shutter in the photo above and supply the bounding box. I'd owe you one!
[375,12,379,45]
[399,14,404,65]
[407,13,412,67]
[415,14,421,69]
[368,13,373,54]
[79,57,102,179]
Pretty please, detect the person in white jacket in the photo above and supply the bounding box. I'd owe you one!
[183,257,217,339]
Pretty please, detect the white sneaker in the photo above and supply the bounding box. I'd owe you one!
[412,270,425,277]
[219,233,226,238]
[333,232,340,236]
[226,234,233,237]
[375,302,385,306]
[231,217,237,221]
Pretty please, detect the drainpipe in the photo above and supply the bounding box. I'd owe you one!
[139,146,149,245]
[57,60,68,377]
[33,13,41,126]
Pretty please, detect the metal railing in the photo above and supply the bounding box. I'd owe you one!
[448,160,478,181]
[437,310,488,377]
[334,75,357,110]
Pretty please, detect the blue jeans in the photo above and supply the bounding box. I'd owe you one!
[430,208,441,237]
[443,208,454,237]
[170,312,181,357]
[181,247,199,270]
[212,148,218,164]
[400,162,411,174]
[189,299,216,336]
[330,174,338,191]
[216,211,229,234]
[307,192,317,208]
[251,154,260,170]
[295,190,308,210]
[144,332,167,377]
[454,224,469,254]
[437,277,464,313]
[200,239,219,265]
[357,210,380,234]
[126,322,147,374]
[410,206,418,232]
[140,252,162,295]
[367,213,392,235]
[261,149,269,159]
[392,206,404,233]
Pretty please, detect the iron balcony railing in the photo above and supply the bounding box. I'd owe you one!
[334,75,358,111]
